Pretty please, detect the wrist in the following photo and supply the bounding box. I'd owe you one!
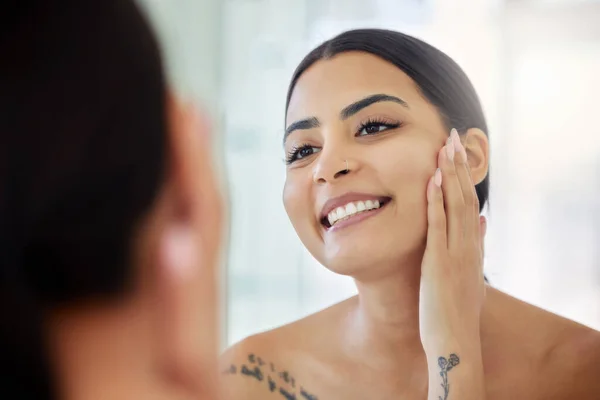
[427,361,486,400]
[422,327,482,354]
[425,346,485,400]
[423,337,484,375]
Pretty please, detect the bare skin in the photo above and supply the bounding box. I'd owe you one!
[221,51,600,399]
[222,288,600,400]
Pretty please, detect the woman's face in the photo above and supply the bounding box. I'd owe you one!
[283,51,449,279]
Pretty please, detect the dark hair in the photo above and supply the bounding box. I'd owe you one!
[0,0,167,398]
[286,28,489,211]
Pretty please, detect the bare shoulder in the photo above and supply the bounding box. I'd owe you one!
[219,298,353,400]
[221,296,351,362]
[219,332,285,400]
[545,323,600,398]
[485,288,600,398]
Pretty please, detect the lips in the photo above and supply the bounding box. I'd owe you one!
[319,193,391,228]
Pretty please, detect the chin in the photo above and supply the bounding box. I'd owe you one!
[317,236,426,281]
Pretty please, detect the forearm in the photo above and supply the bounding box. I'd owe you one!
[425,340,485,400]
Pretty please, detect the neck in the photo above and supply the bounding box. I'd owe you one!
[48,297,163,400]
[346,255,506,372]
[345,257,425,368]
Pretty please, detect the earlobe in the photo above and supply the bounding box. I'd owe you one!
[463,128,489,185]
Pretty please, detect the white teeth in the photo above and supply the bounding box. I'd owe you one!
[326,199,384,227]
[357,201,366,212]
[345,202,357,215]
[328,213,335,226]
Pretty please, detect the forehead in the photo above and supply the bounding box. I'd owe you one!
[286,51,421,124]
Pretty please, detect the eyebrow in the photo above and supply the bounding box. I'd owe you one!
[284,93,409,143]
[284,117,320,140]
[341,93,409,119]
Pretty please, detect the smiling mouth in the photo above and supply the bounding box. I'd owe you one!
[321,197,391,229]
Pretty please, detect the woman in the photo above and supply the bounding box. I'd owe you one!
[1,0,223,399]
[221,29,600,399]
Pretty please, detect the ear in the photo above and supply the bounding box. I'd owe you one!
[155,91,224,398]
[462,128,489,185]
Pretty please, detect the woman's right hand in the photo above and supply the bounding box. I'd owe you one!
[419,129,487,400]
[161,98,225,400]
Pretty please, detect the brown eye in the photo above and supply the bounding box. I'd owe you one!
[356,120,401,137]
[364,124,386,135]
[297,147,314,158]
[285,145,321,165]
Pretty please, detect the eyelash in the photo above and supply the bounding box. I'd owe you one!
[356,117,401,137]
[284,117,401,165]
[285,144,316,165]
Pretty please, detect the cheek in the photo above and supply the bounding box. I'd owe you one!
[283,174,312,230]
[377,140,437,195]
[375,145,434,246]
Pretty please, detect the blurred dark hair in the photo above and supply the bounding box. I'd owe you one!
[0,0,167,398]
[286,28,489,211]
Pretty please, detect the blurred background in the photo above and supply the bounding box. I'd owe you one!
[140,0,600,346]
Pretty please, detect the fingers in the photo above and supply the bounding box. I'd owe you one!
[438,130,465,251]
[479,215,487,258]
[191,107,224,247]
[188,105,223,393]
[426,168,446,252]
[159,222,212,392]
[449,129,480,246]
[435,129,481,257]
[162,96,223,398]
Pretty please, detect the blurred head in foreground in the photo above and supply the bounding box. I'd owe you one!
[0,0,223,399]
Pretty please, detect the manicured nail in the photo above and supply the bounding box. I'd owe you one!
[164,224,197,279]
[434,168,442,187]
[451,128,467,162]
[445,137,455,161]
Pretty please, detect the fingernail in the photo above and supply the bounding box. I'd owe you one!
[445,137,455,161]
[163,224,197,280]
[451,128,468,163]
[434,168,442,187]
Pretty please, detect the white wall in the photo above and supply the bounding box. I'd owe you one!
[140,0,600,346]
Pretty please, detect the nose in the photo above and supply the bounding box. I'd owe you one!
[312,151,351,184]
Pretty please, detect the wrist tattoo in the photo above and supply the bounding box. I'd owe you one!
[222,353,319,400]
[437,353,460,400]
